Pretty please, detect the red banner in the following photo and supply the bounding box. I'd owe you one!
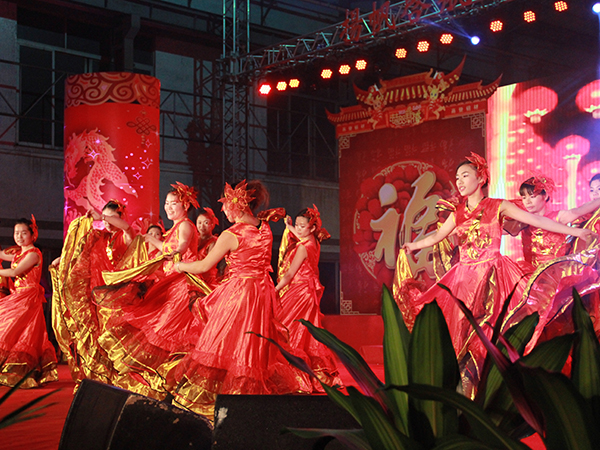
[63,73,161,233]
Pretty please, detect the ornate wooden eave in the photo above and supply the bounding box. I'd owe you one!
[327,58,500,138]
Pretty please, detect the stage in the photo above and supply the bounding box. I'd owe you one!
[0,315,545,450]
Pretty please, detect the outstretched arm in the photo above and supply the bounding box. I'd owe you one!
[177,231,237,274]
[89,209,135,243]
[0,251,39,277]
[402,213,457,254]
[501,200,595,240]
[275,244,307,292]
[556,198,600,224]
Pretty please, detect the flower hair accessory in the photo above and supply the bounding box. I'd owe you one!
[305,204,323,230]
[108,198,127,217]
[171,182,200,209]
[200,207,219,227]
[219,180,255,215]
[530,174,555,196]
[465,152,490,185]
[30,214,38,242]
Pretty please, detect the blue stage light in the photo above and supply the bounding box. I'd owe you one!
[470,36,481,45]
[593,3,600,14]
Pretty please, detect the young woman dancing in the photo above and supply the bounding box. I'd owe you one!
[0,217,58,387]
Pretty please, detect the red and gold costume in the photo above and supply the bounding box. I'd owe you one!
[519,210,571,269]
[395,198,528,394]
[166,209,310,418]
[276,228,342,391]
[197,234,219,289]
[96,218,207,395]
[1,248,58,387]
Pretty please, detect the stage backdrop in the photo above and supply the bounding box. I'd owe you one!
[487,65,600,261]
[63,72,161,233]
[331,59,500,314]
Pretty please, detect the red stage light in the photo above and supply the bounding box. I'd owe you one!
[276,81,287,91]
[417,40,430,52]
[355,59,367,70]
[289,78,300,88]
[395,48,407,59]
[440,34,453,44]
[321,68,333,79]
[490,20,503,32]
[554,1,568,12]
[524,10,536,22]
[339,64,351,75]
[258,83,271,95]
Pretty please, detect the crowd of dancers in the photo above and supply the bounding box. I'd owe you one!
[2,154,600,415]
[0,179,341,420]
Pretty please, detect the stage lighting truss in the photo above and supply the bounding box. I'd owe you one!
[490,20,503,32]
[440,33,453,44]
[554,1,568,12]
[417,40,430,52]
[395,48,407,58]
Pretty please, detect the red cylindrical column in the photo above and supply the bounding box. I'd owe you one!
[63,72,161,232]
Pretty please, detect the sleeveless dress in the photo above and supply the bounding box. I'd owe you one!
[97,218,205,394]
[398,198,528,393]
[165,215,311,418]
[277,234,342,391]
[0,248,58,388]
[197,234,219,289]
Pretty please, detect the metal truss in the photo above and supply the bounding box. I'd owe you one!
[239,0,514,78]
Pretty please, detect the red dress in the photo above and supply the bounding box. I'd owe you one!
[400,198,528,393]
[277,234,341,391]
[166,216,310,418]
[51,217,130,385]
[0,248,58,388]
[197,234,219,289]
[97,218,204,394]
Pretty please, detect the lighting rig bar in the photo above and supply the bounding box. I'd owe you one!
[234,0,514,81]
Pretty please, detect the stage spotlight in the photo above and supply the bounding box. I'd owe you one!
[470,36,480,45]
[355,59,367,70]
[276,81,287,91]
[554,1,567,11]
[321,68,333,79]
[339,64,351,75]
[440,33,453,44]
[417,40,430,52]
[490,20,503,32]
[594,3,600,14]
[289,78,300,88]
[395,48,407,58]
[524,10,536,22]
[258,82,271,96]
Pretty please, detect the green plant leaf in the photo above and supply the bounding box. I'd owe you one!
[0,389,59,430]
[298,319,391,411]
[570,288,600,422]
[518,365,600,450]
[285,428,372,450]
[389,383,530,450]
[437,283,545,435]
[409,301,459,442]
[480,313,538,410]
[381,284,411,435]
[347,386,421,450]
[0,369,38,407]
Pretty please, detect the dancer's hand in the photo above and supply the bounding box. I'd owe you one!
[576,228,597,242]
[402,242,418,255]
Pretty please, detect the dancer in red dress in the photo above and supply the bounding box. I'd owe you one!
[0,217,58,387]
[275,205,342,392]
[196,207,219,289]
[399,154,594,395]
[168,180,310,418]
[97,183,207,396]
[51,200,136,385]
[146,224,164,259]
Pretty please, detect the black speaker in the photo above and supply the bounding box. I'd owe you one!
[212,394,359,450]
[58,379,212,450]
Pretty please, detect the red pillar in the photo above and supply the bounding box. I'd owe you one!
[63,72,161,232]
